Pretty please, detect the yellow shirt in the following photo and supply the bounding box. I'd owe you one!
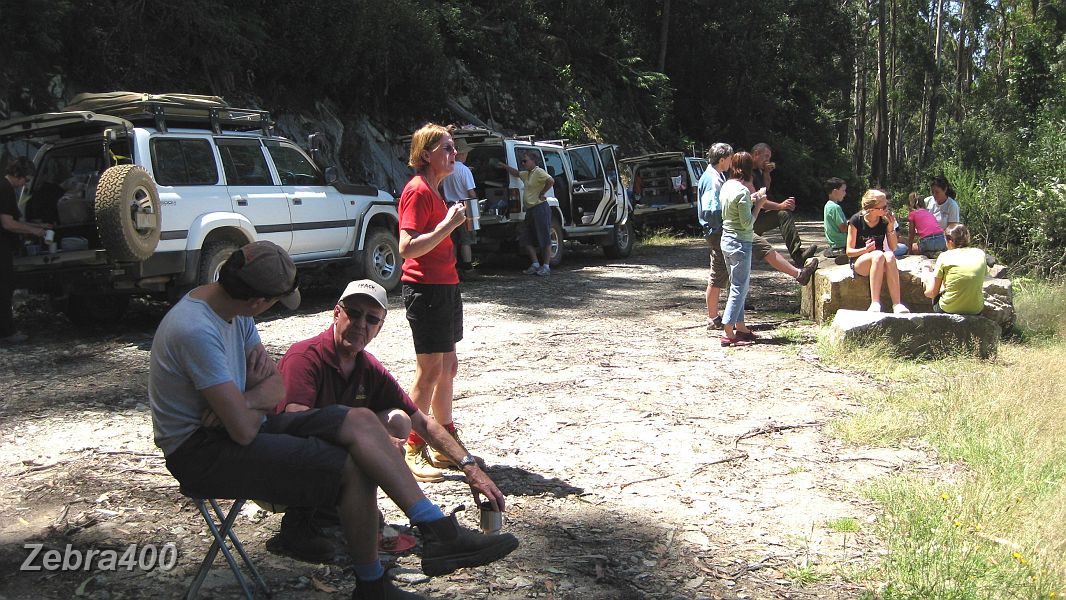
[934,247,987,314]
[518,167,552,209]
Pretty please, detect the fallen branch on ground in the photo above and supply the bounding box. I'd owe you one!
[691,451,749,475]
[734,421,823,447]
[620,473,671,490]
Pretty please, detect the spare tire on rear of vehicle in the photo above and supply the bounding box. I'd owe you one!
[95,164,161,262]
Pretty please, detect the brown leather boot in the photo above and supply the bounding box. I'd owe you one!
[404,442,444,483]
[416,510,519,576]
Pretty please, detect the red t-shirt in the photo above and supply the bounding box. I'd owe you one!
[398,175,458,284]
[275,326,418,415]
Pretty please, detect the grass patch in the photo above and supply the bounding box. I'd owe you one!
[784,564,826,585]
[822,279,1066,598]
[826,517,861,533]
[638,227,688,246]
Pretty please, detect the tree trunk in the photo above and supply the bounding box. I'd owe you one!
[888,0,899,178]
[872,0,889,187]
[922,0,945,168]
[852,0,873,178]
[656,0,671,73]
[954,0,969,127]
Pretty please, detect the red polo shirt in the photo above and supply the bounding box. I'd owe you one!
[275,326,418,415]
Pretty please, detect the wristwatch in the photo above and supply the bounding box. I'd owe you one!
[458,454,478,469]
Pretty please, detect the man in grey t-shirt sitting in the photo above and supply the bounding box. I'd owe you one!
[149,241,518,600]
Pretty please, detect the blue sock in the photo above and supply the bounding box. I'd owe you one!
[405,498,445,525]
[354,560,384,582]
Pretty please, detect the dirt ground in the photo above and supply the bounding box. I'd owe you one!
[0,222,938,599]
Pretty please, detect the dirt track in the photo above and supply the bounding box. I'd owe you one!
[0,222,935,599]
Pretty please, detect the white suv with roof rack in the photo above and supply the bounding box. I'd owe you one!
[0,92,400,323]
[453,128,634,266]
[619,151,707,230]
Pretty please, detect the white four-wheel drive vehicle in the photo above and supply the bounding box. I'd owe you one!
[453,128,634,266]
[0,92,400,322]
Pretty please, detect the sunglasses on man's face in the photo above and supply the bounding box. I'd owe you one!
[339,304,384,325]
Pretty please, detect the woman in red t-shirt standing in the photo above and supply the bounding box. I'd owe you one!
[398,123,473,482]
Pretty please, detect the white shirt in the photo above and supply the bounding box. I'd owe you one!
[924,195,961,229]
[442,160,476,204]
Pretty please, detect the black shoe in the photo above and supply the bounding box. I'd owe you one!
[416,509,519,576]
[269,508,337,563]
[796,244,819,267]
[796,257,818,285]
[351,576,427,600]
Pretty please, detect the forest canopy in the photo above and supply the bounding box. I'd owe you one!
[1,0,1063,273]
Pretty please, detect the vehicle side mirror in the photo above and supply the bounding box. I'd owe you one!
[324,166,338,184]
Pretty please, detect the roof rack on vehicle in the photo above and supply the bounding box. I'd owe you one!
[61,92,275,137]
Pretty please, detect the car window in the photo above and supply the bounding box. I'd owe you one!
[265,141,324,186]
[599,147,618,184]
[216,139,273,186]
[568,146,602,181]
[150,138,219,186]
[543,151,566,180]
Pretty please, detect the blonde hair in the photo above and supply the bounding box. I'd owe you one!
[407,123,449,171]
[861,189,888,224]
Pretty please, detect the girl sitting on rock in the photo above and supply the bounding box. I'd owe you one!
[847,189,909,313]
[906,191,947,256]
[923,224,987,314]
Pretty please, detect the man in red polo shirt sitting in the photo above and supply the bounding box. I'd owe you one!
[270,280,516,584]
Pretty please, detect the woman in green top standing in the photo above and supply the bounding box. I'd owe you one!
[718,151,767,347]
[923,224,987,314]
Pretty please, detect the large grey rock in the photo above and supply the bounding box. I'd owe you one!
[801,255,1015,335]
[827,309,1001,359]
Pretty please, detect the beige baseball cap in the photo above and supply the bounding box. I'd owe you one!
[338,280,388,311]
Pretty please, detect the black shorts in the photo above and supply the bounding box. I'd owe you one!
[164,405,351,507]
[402,282,463,354]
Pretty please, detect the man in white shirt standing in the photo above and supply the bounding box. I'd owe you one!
[442,137,478,278]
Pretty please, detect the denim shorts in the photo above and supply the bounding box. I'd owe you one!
[919,232,948,254]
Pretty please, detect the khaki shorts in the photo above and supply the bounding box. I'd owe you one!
[708,232,772,288]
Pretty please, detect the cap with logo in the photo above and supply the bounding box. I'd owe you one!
[338,280,388,311]
[228,241,301,309]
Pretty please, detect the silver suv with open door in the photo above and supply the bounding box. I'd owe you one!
[454,129,634,266]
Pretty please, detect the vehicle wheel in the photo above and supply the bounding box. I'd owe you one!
[361,228,401,291]
[64,294,131,325]
[548,217,565,267]
[197,241,240,286]
[95,165,161,262]
[603,220,634,259]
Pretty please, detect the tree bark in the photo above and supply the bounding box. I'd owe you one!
[852,0,873,178]
[656,0,671,73]
[872,0,889,187]
[954,0,969,127]
[922,0,945,168]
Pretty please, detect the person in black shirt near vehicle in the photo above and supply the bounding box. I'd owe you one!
[1,158,51,345]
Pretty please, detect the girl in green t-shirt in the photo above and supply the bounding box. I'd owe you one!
[922,224,987,314]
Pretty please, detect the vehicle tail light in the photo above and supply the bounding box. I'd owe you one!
[509,188,521,214]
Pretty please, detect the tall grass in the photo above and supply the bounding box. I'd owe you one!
[825,280,1066,598]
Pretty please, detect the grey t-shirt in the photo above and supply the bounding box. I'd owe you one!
[924,195,961,229]
[149,295,261,456]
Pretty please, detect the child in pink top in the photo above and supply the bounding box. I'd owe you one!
[907,192,947,256]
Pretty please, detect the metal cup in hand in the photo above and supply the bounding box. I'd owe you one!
[479,501,502,535]
[43,229,55,243]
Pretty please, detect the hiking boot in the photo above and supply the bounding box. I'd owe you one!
[404,443,445,483]
[706,315,723,332]
[270,508,336,563]
[351,576,426,600]
[796,244,819,267]
[796,257,818,285]
[416,510,520,576]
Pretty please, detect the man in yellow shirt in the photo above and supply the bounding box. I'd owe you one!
[498,152,555,276]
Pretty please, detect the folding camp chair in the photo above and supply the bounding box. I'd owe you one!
[182,488,271,600]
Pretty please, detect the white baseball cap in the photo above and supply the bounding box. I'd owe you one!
[338,280,388,311]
